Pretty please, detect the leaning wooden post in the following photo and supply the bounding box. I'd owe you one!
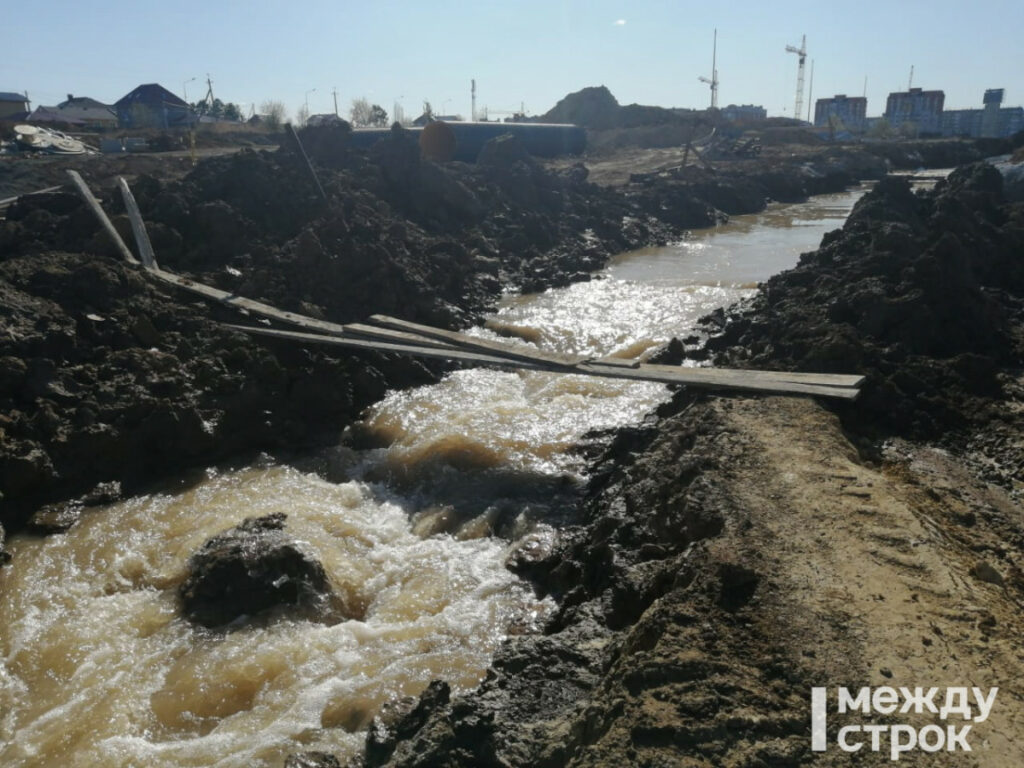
[66,170,138,265]
[117,177,158,269]
[284,123,329,203]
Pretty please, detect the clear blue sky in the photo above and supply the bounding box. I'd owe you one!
[4,0,1021,121]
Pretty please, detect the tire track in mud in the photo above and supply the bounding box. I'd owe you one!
[724,396,1024,766]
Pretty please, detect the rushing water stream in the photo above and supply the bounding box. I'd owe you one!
[0,187,865,767]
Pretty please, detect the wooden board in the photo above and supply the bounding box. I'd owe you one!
[226,323,861,400]
[342,322,462,350]
[575,362,861,400]
[222,324,552,372]
[638,363,864,388]
[0,185,64,210]
[118,177,158,269]
[367,314,590,368]
[67,170,138,265]
[148,267,354,336]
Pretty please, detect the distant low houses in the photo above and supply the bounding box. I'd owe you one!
[29,94,117,128]
[115,83,196,129]
[306,113,347,127]
[0,91,30,120]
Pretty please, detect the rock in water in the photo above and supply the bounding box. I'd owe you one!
[179,513,333,628]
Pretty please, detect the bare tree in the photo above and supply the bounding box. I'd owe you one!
[349,98,373,127]
[259,100,287,131]
[296,103,310,128]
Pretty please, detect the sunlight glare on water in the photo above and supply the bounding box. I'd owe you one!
[0,467,547,768]
[366,187,865,478]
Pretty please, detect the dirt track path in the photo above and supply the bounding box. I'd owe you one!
[723,397,1024,765]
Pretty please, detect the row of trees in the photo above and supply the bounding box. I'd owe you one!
[348,98,388,127]
[190,98,244,122]
[203,96,394,131]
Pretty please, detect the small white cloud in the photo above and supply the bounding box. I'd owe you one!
[614,19,626,26]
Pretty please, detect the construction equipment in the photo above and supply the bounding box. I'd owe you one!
[786,35,807,121]
[699,29,719,109]
[730,136,762,157]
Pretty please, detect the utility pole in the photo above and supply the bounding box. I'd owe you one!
[203,74,214,107]
[908,65,914,91]
[332,87,339,116]
[785,35,807,121]
[698,29,719,109]
[471,79,476,122]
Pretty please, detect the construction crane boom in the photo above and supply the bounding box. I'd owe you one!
[785,35,807,121]
[698,29,719,109]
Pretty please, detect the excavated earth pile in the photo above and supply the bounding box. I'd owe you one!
[698,163,1024,486]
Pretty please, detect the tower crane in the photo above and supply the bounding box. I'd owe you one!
[698,29,719,109]
[785,35,807,120]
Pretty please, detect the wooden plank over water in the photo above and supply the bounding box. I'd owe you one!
[639,363,864,388]
[225,323,861,400]
[222,324,553,372]
[367,314,591,368]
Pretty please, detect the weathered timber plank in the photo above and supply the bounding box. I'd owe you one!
[367,314,590,367]
[67,170,138,265]
[148,267,354,335]
[118,178,158,269]
[222,324,553,371]
[587,356,641,369]
[575,362,861,400]
[638,363,864,388]
[228,323,860,400]
[342,322,461,350]
[0,185,64,209]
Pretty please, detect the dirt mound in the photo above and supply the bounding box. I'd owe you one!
[864,138,1014,170]
[694,164,1024,444]
[539,85,686,132]
[539,85,621,129]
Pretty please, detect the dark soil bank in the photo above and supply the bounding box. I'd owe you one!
[345,164,1024,767]
[697,163,1024,486]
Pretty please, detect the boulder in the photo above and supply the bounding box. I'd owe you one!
[179,513,334,628]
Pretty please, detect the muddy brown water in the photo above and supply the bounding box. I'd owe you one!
[0,187,865,767]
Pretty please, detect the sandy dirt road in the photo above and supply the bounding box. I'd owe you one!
[722,396,1024,765]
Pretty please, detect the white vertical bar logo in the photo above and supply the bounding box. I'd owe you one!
[811,687,828,751]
